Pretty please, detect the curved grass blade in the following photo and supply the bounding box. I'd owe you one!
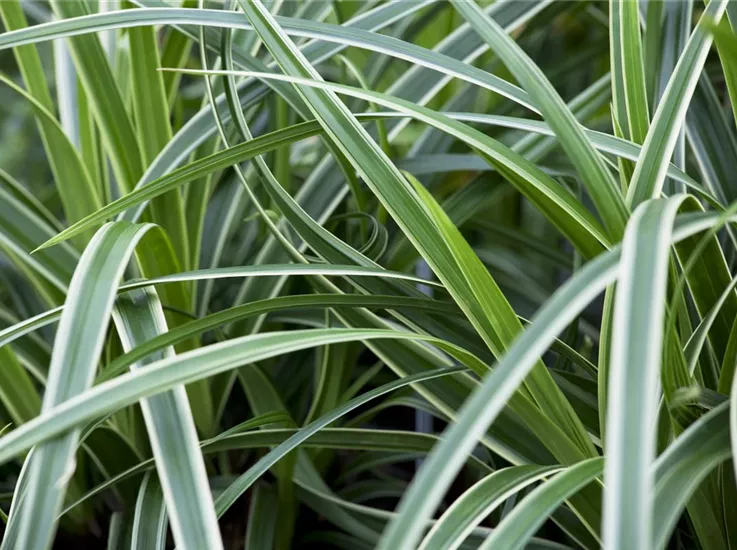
[2,221,156,550]
[60,366,467,517]
[1,448,34,549]
[50,1,143,193]
[603,197,685,550]
[131,472,167,550]
[451,0,627,240]
[0,72,100,243]
[418,465,562,550]
[683,273,737,376]
[212,365,465,517]
[164,73,610,260]
[113,287,223,550]
[403,172,594,460]
[203,22,600,478]
[0,0,101,243]
[376,240,617,549]
[478,458,604,550]
[0,175,77,301]
[39,102,707,255]
[685,75,737,204]
[64,424,489,524]
[0,264,443,352]
[627,0,728,207]
[0,7,535,114]
[236,1,599,507]
[653,401,731,548]
[101,293,458,382]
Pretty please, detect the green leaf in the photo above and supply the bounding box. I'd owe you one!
[0,6,536,114]
[451,0,628,240]
[626,0,728,206]
[101,293,458,383]
[41,98,712,255]
[418,465,562,550]
[0,328,488,467]
[0,0,101,244]
[0,346,41,427]
[617,0,650,144]
[245,484,278,550]
[130,472,167,550]
[126,3,189,271]
[185,72,610,258]
[236,0,598,494]
[603,197,685,550]
[478,458,604,550]
[0,176,77,306]
[3,221,156,549]
[113,287,223,549]
[0,263,442,352]
[50,1,143,194]
[213,366,466,517]
[653,402,731,548]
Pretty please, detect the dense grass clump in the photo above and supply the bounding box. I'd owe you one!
[0,1,736,548]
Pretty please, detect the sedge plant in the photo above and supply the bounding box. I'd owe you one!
[0,1,735,549]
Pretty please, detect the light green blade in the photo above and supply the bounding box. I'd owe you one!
[130,472,168,550]
[626,0,728,206]
[234,0,597,500]
[603,197,686,550]
[617,0,650,145]
[478,458,604,550]
[450,0,627,240]
[128,14,189,272]
[113,287,223,549]
[0,263,442,351]
[0,328,488,466]
[50,1,143,194]
[1,221,156,550]
[0,0,101,243]
[654,401,731,548]
[418,465,562,550]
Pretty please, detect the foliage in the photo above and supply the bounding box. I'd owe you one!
[0,1,735,548]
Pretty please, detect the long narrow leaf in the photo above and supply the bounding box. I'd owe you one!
[113,287,223,549]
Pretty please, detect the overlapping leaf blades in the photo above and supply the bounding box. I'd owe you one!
[0,1,735,549]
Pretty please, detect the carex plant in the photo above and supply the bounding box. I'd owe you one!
[0,0,735,548]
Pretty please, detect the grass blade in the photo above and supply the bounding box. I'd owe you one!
[1,221,156,550]
[113,287,223,549]
[603,197,685,550]
[654,401,731,548]
[376,207,734,549]
[618,0,649,144]
[127,9,189,270]
[451,0,628,239]
[0,328,484,466]
[131,472,168,550]
[626,0,728,206]
[478,458,604,550]
[418,465,562,550]
[0,0,101,243]
[50,2,143,194]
